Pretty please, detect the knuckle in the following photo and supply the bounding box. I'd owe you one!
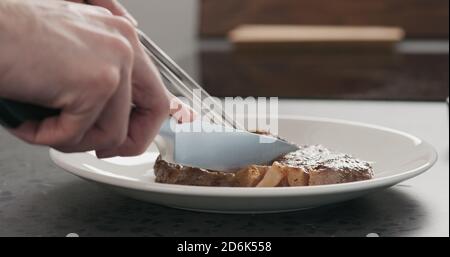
[93,6,113,16]
[135,144,150,155]
[49,132,82,148]
[111,16,139,44]
[124,144,148,157]
[106,137,123,149]
[90,65,121,98]
[108,35,134,64]
[102,130,127,149]
[154,96,171,118]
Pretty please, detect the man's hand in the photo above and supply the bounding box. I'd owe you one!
[68,0,197,124]
[0,0,170,158]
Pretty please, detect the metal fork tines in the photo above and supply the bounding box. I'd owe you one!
[137,29,241,130]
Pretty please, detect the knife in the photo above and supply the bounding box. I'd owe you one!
[156,118,298,171]
[0,99,60,129]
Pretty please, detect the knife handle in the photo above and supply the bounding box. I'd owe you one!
[0,99,60,129]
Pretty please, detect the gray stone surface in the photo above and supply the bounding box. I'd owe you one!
[1,100,448,237]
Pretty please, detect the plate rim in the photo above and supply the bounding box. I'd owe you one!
[49,115,438,197]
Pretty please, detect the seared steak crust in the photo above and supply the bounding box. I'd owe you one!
[154,145,373,187]
[277,145,374,186]
[154,156,268,187]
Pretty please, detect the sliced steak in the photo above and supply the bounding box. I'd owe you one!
[277,145,374,186]
[154,156,267,187]
[154,145,373,187]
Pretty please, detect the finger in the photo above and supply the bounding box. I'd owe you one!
[11,110,101,148]
[63,66,132,154]
[96,106,165,158]
[96,50,169,158]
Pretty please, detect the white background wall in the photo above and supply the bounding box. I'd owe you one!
[120,0,198,61]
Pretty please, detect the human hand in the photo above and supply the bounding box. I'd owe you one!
[0,0,169,158]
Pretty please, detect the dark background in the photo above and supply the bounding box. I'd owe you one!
[198,0,449,101]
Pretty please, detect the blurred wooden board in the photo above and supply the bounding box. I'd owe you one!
[200,0,449,39]
[200,51,449,101]
[228,25,405,51]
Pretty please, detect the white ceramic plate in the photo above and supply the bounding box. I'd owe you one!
[50,116,438,214]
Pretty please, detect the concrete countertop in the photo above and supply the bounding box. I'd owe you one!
[1,100,448,237]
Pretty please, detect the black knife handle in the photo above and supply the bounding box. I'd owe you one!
[0,99,60,128]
